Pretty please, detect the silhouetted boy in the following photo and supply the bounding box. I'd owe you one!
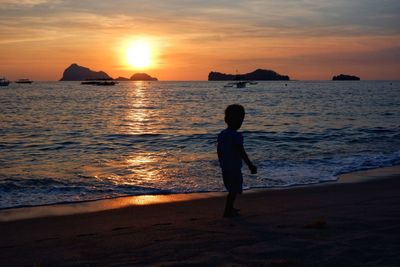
[217,104,257,217]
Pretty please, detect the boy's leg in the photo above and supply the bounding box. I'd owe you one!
[224,192,237,217]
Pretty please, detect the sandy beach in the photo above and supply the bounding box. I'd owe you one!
[1,166,399,266]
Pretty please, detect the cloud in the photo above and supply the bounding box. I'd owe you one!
[0,0,52,8]
[1,0,399,37]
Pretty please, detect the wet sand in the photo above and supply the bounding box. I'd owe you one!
[1,166,399,266]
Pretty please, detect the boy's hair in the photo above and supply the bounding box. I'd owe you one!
[225,104,245,126]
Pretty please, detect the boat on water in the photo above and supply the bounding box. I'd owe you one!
[81,79,117,86]
[0,78,10,86]
[236,81,247,88]
[223,81,249,88]
[81,81,100,85]
[223,71,256,88]
[15,79,33,84]
[95,81,117,86]
[223,80,259,88]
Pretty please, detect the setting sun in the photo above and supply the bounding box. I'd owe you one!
[126,40,152,68]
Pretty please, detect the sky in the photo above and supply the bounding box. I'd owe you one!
[0,0,399,80]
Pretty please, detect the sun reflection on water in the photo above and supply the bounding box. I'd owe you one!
[118,82,165,186]
[124,153,161,183]
[124,81,151,134]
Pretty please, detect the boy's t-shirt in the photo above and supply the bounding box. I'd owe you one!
[217,128,243,170]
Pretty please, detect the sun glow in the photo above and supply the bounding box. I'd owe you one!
[126,40,152,68]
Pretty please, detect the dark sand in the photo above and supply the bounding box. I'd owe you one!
[1,167,399,266]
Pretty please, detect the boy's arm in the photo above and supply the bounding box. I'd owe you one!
[238,144,257,174]
[217,143,223,160]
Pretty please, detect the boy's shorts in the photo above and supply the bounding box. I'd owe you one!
[222,169,243,194]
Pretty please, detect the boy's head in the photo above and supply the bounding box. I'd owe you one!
[225,104,245,130]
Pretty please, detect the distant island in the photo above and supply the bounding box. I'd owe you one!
[332,74,360,81]
[60,63,158,81]
[114,76,130,81]
[60,64,112,81]
[208,69,290,81]
[117,73,158,81]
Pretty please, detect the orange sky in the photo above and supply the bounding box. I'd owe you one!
[1,1,399,80]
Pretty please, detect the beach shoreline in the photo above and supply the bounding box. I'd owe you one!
[1,166,399,266]
[1,165,399,222]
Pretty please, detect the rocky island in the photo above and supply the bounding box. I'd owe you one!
[208,69,290,81]
[332,74,360,81]
[60,64,112,81]
[115,73,158,81]
[129,73,158,81]
[114,76,130,81]
[60,64,158,81]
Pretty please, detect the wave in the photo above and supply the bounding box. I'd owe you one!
[0,176,171,209]
[1,150,399,209]
[247,150,400,189]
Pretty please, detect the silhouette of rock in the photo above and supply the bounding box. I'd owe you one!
[115,76,130,81]
[60,64,112,81]
[208,69,290,81]
[332,74,360,81]
[130,73,158,81]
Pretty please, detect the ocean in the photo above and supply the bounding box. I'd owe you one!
[0,81,399,208]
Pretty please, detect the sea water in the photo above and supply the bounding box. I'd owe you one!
[0,81,399,208]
